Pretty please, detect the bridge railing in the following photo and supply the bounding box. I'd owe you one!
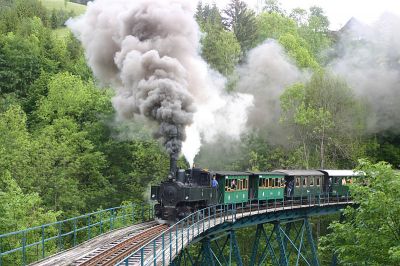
[116,192,351,266]
[0,203,154,266]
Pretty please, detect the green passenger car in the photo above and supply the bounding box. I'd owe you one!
[274,170,324,197]
[319,170,361,196]
[215,171,249,204]
[248,172,285,201]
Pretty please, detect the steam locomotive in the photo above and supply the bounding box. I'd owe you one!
[150,157,358,223]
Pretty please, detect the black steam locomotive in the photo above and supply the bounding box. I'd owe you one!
[151,157,358,223]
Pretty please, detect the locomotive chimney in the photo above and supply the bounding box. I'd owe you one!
[167,125,179,180]
[169,155,177,180]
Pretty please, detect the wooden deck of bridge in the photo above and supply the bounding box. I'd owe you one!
[30,221,157,266]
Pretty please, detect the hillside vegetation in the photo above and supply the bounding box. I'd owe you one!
[0,0,399,265]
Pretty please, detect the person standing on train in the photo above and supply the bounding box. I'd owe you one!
[231,180,236,190]
[211,176,218,188]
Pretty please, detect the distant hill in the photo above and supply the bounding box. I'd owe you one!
[40,0,86,15]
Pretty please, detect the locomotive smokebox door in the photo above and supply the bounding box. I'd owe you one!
[151,186,160,201]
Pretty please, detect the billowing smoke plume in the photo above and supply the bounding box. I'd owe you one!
[237,40,303,141]
[195,41,304,169]
[330,13,400,133]
[67,0,253,164]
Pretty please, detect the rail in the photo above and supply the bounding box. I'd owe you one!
[0,203,154,266]
[116,192,352,266]
[73,224,167,266]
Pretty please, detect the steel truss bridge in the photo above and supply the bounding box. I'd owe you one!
[0,195,352,266]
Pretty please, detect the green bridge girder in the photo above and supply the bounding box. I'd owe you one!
[172,204,349,266]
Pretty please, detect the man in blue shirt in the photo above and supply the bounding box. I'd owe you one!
[211,176,218,188]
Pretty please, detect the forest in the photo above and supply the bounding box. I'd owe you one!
[0,0,399,264]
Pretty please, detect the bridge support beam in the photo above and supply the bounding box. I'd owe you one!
[249,218,321,266]
[305,218,320,266]
[173,217,321,266]
[229,230,243,266]
[201,238,215,266]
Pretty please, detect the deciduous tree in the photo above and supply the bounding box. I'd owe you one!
[280,72,366,168]
[320,160,400,265]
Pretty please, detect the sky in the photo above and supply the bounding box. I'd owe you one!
[200,0,400,30]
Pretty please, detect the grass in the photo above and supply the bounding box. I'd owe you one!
[40,0,86,15]
[40,0,86,40]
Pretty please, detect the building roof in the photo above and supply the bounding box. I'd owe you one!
[273,170,324,176]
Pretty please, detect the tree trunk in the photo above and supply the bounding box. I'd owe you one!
[303,140,309,169]
[320,126,325,169]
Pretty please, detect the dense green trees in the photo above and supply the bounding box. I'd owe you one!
[280,72,366,168]
[0,32,42,97]
[0,2,399,265]
[320,160,400,264]
[0,0,170,225]
[201,25,241,76]
[196,3,241,75]
[222,0,258,54]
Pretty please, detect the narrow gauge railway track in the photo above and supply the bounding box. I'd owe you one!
[71,224,168,266]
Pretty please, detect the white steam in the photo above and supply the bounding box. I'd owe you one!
[237,40,304,141]
[330,14,400,133]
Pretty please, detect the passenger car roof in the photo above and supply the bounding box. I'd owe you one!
[215,171,249,176]
[273,169,324,176]
[247,171,285,176]
[319,170,362,177]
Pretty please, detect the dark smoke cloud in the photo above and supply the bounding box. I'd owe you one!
[67,0,203,158]
[68,0,253,164]
[330,13,400,133]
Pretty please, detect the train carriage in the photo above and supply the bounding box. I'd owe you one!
[274,170,324,197]
[215,171,250,204]
[319,169,360,196]
[248,172,285,201]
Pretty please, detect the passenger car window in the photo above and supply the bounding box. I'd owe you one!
[295,177,300,187]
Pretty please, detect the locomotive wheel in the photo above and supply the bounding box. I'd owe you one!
[177,206,191,220]
[154,204,162,218]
